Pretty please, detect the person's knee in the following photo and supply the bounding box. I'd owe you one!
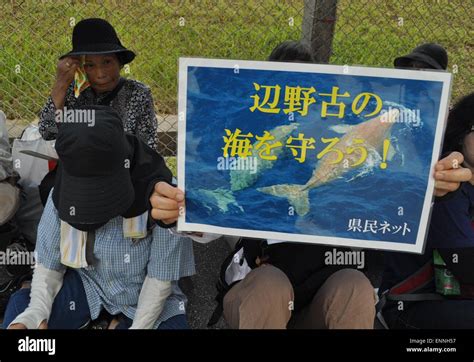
[323,269,375,328]
[2,288,31,328]
[331,269,375,319]
[253,265,294,301]
[225,265,293,304]
[223,265,294,329]
[329,269,374,301]
[318,268,374,307]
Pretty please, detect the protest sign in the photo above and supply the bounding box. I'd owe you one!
[177,58,451,253]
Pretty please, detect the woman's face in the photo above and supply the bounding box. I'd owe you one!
[407,60,432,69]
[83,54,121,93]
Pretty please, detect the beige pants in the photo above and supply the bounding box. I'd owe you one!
[223,265,375,329]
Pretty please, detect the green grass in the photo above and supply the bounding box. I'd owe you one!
[0,0,472,126]
[165,156,177,176]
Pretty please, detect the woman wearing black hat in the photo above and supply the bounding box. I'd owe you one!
[38,18,158,151]
[394,43,448,70]
[3,107,197,330]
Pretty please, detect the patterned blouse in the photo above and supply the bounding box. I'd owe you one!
[38,78,158,151]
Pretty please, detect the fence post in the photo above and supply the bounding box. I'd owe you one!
[301,0,338,63]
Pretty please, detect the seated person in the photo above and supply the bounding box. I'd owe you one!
[3,106,194,329]
[39,18,158,151]
[380,92,474,329]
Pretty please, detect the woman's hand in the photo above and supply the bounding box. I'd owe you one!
[55,57,80,88]
[51,56,81,109]
[434,152,472,197]
[150,182,185,224]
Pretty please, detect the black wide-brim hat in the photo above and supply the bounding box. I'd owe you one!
[53,163,135,225]
[60,18,135,64]
[394,43,448,70]
[52,106,135,224]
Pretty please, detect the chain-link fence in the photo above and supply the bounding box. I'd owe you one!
[1,0,472,156]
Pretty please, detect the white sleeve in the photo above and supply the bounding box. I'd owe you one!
[8,264,65,329]
[168,227,221,244]
[129,276,172,329]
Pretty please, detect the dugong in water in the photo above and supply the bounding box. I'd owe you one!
[257,109,400,216]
